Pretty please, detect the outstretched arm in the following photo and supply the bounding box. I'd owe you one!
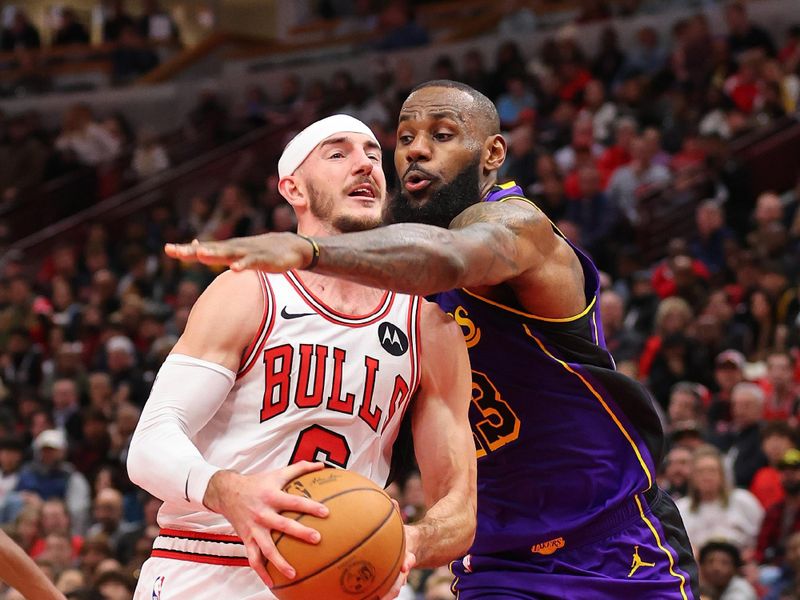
[0,530,66,600]
[166,200,586,318]
[406,302,476,566]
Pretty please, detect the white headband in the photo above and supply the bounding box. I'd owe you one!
[277,114,380,179]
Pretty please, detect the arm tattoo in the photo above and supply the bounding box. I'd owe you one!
[313,203,537,295]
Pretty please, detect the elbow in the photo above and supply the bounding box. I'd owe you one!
[125,431,148,490]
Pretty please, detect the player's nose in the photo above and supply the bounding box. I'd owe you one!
[405,135,432,162]
[351,147,374,175]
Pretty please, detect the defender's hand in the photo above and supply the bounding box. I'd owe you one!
[165,232,313,272]
[203,461,329,587]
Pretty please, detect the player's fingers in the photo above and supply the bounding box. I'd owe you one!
[230,254,264,272]
[267,511,322,544]
[164,242,199,258]
[276,489,328,518]
[401,551,416,573]
[278,460,327,485]
[256,529,296,581]
[379,572,406,600]
[244,537,273,588]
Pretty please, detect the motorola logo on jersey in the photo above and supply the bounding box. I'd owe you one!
[378,322,408,356]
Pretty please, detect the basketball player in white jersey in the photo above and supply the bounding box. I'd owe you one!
[127,115,476,600]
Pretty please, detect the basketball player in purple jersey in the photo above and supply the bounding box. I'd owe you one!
[168,81,699,599]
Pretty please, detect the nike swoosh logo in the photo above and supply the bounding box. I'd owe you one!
[281,307,315,320]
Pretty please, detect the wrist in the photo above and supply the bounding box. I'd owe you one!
[297,234,320,270]
[203,469,238,513]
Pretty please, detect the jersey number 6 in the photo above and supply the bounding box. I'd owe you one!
[289,424,352,468]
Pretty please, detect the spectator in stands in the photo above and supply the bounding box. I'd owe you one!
[103,0,136,43]
[715,382,768,489]
[697,541,757,600]
[111,25,160,85]
[372,2,429,51]
[500,123,537,191]
[599,289,643,364]
[0,435,24,509]
[15,429,90,535]
[52,9,90,47]
[2,326,44,392]
[1,10,41,52]
[69,410,111,479]
[55,105,121,168]
[621,26,668,80]
[596,116,635,183]
[116,492,158,565]
[725,2,776,59]
[131,127,169,180]
[0,114,48,205]
[751,422,797,511]
[102,336,147,407]
[50,379,82,444]
[566,164,617,260]
[555,115,603,174]
[580,79,618,144]
[85,488,137,559]
[607,135,672,226]
[651,238,711,302]
[757,449,800,565]
[764,531,800,600]
[676,444,764,554]
[184,89,228,148]
[496,76,536,130]
[690,200,735,276]
[667,382,706,432]
[136,0,179,43]
[708,349,747,435]
[592,27,625,86]
[740,288,779,363]
[460,49,492,97]
[660,445,693,500]
[761,352,799,422]
[31,498,83,560]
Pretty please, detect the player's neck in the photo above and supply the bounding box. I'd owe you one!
[292,270,387,314]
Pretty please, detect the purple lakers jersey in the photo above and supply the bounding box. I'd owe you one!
[433,183,665,556]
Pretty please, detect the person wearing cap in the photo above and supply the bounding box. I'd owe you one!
[129,114,476,599]
[708,349,746,435]
[756,448,800,564]
[15,429,91,536]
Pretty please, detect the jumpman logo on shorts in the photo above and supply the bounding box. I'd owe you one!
[627,545,655,578]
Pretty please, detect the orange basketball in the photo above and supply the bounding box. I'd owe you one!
[268,468,405,600]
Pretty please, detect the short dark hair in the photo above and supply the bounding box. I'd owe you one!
[698,540,742,567]
[409,80,500,136]
[762,420,796,443]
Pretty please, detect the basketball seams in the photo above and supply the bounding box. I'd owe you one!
[271,488,397,591]
[356,515,405,600]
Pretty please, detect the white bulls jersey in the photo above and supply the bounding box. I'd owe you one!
[157,270,423,535]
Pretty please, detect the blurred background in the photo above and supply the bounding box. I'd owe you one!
[0,0,798,599]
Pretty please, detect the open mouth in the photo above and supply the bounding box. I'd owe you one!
[348,184,376,199]
[404,172,432,193]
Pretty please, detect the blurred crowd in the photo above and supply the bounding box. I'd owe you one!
[0,1,799,599]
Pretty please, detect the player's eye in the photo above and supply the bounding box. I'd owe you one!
[433,132,453,142]
[328,151,345,159]
[367,153,380,162]
[398,134,413,145]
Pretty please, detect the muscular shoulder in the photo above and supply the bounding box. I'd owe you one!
[418,301,469,367]
[171,270,264,371]
[450,197,551,238]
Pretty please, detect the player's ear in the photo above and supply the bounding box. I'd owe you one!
[278,175,305,209]
[483,134,506,175]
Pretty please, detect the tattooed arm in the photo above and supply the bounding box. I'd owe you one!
[166,200,586,318]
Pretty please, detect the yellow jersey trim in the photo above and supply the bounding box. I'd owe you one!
[634,495,689,600]
[461,288,597,324]
[522,324,653,489]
